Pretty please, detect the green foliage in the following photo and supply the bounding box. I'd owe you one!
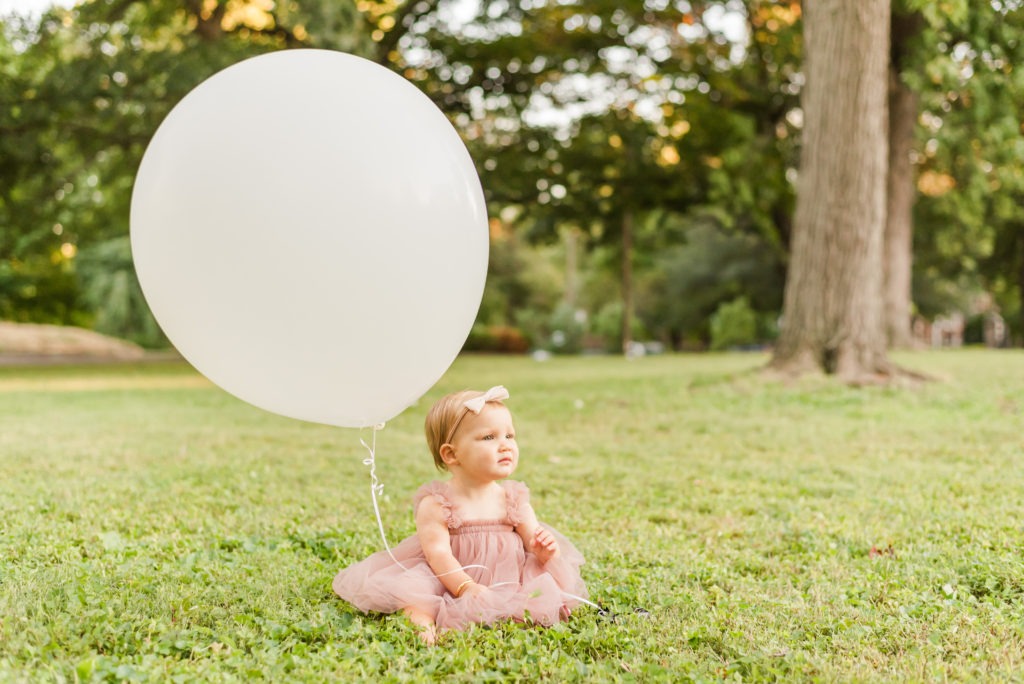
[475,232,562,331]
[377,0,801,350]
[709,296,758,350]
[74,236,165,347]
[587,299,648,354]
[905,1,1024,339]
[4,0,1024,348]
[545,301,586,354]
[1,0,369,337]
[2,350,1024,679]
[0,253,83,325]
[637,212,784,349]
[463,324,529,354]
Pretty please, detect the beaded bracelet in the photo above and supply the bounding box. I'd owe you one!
[454,579,474,598]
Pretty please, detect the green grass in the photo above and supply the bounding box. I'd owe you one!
[2,349,1023,682]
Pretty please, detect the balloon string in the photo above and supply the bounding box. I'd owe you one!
[562,592,600,609]
[360,423,410,571]
[359,426,488,580]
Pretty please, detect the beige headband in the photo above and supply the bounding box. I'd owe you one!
[444,385,510,444]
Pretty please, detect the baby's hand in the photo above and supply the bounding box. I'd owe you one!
[460,582,489,599]
[533,528,561,563]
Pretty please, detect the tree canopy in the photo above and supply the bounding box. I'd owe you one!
[2,0,1022,349]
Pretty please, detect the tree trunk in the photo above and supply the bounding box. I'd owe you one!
[885,10,923,349]
[884,69,917,348]
[564,227,579,309]
[1018,227,1024,346]
[771,0,894,381]
[184,0,226,40]
[621,210,634,354]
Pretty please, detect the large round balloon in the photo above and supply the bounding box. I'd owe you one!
[130,50,488,428]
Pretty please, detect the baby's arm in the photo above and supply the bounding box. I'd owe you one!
[515,501,561,564]
[415,495,487,598]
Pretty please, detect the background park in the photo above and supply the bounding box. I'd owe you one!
[2,0,1024,681]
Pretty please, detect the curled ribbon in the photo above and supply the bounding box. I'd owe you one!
[360,423,407,569]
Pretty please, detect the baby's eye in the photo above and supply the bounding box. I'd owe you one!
[507,433,516,440]
[482,434,495,440]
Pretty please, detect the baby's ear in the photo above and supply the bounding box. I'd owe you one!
[439,443,457,465]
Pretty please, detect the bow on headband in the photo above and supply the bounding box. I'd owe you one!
[463,385,509,414]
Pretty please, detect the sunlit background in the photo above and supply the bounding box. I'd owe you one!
[1,1,1021,360]
[0,0,66,15]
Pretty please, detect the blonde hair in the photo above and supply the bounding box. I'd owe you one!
[424,389,507,471]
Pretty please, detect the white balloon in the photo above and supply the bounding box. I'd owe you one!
[130,50,488,428]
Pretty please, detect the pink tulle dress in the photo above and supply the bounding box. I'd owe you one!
[332,480,588,630]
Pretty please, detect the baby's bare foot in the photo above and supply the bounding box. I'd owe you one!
[403,607,437,645]
[417,624,437,646]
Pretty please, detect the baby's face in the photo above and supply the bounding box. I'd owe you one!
[449,405,519,480]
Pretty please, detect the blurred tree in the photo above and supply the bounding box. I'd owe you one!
[709,295,757,350]
[0,0,370,342]
[770,0,895,379]
[0,14,78,323]
[8,0,1024,353]
[368,0,801,352]
[637,209,783,348]
[474,218,563,338]
[883,0,1024,348]
[884,2,925,348]
[75,236,164,345]
[909,0,1024,345]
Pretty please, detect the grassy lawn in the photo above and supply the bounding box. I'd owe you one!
[2,349,1023,681]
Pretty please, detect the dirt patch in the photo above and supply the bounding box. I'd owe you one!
[0,321,146,362]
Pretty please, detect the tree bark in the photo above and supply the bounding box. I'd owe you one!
[564,227,579,309]
[884,67,917,348]
[183,0,226,41]
[621,210,634,354]
[1018,227,1024,346]
[884,10,923,349]
[770,0,894,381]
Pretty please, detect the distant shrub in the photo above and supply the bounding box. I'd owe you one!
[463,325,530,353]
[591,300,646,353]
[546,302,586,354]
[76,237,167,348]
[636,217,784,349]
[590,301,622,353]
[710,296,758,350]
[512,308,546,349]
[963,314,985,345]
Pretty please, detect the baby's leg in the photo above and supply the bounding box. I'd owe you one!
[402,606,437,645]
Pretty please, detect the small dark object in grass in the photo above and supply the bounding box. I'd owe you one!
[596,606,650,622]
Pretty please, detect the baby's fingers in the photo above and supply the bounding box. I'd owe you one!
[534,529,554,545]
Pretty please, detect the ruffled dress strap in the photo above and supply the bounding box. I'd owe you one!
[413,481,462,529]
[501,480,530,527]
